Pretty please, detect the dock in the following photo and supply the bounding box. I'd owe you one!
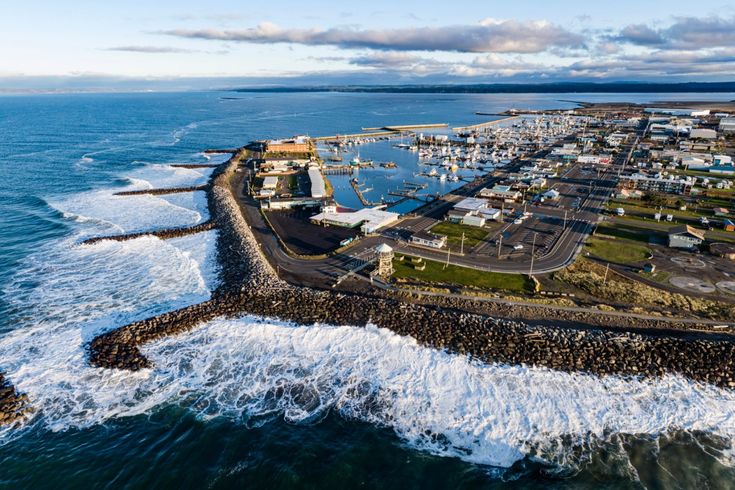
[350,179,382,207]
[314,130,402,142]
[322,162,375,175]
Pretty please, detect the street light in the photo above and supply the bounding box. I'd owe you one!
[529,232,538,277]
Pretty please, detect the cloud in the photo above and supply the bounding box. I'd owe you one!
[613,15,735,49]
[160,19,585,54]
[105,45,193,53]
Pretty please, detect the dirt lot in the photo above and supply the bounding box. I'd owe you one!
[266,208,358,255]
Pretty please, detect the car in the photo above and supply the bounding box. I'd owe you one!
[513,244,524,250]
[513,218,523,224]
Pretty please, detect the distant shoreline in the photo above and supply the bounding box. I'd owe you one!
[230,82,735,95]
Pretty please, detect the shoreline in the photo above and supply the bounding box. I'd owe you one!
[87,152,735,389]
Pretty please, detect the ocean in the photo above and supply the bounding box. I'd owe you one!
[1,91,735,488]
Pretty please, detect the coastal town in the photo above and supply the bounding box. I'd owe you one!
[236,102,735,320]
[3,101,735,428]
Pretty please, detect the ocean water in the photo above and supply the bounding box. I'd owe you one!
[2,91,735,488]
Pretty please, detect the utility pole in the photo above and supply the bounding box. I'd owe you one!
[460,232,465,255]
[529,232,538,277]
[563,210,568,229]
[603,262,610,285]
[497,234,503,259]
[444,247,451,270]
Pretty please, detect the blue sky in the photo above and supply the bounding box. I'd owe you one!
[2,0,735,89]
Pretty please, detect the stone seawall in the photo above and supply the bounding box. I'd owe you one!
[207,151,288,293]
[89,288,735,387]
[0,373,29,426]
[81,221,216,245]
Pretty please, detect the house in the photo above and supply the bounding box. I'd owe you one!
[668,225,705,249]
[478,184,522,201]
[461,215,486,227]
[410,231,447,249]
[478,208,501,220]
[262,176,279,190]
[713,208,729,217]
[723,219,735,232]
[542,189,561,200]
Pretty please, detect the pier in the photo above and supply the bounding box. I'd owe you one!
[350,178,382,206]
[361,123,448,131]
[452,115,520,132]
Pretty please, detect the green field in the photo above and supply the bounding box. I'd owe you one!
[393,256,533,293]
[429,221,491,251]
[594,223,666,244]
[585,236,651,264]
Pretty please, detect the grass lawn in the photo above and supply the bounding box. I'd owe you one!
[429,221,491,251]
[595,223,666,244]
[585,236,651,264]
[393,256,533,293]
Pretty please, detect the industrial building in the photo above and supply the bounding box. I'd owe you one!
[307,167,326,198]
[310,207,399,234]
[265,136,311,154]
[667,225,705,249]
[719,118,735,134]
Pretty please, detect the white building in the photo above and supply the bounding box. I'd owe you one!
[307,167,326,198]
[689,128,717,140]
[479,185,522,201]
[719,118,735,134]
[262,176,279,190]
[668,225,704,249]
[410,231,447,249]
[310,207,399,234]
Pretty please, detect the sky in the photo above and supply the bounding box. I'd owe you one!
[2,0,735,90]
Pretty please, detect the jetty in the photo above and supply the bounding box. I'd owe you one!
[114,185,207,196]
[452,115,520,132]
[361,123,448,131]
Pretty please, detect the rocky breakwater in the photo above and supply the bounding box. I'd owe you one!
[81,221,216,246]
[207,150,288,292]
[0,372,29,427]
[114,185,207,196]
[90,286,735,387]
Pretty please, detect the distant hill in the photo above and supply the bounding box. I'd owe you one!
[232,82,735,94]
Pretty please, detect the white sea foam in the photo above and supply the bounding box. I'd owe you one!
[0,230,220,437]
[48,164,214,234]
[50,190,204,234]
[3,313,735,471]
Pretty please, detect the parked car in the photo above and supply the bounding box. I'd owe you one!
[513,244,524,250]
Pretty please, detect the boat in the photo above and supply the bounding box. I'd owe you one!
[380,161,397,168]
